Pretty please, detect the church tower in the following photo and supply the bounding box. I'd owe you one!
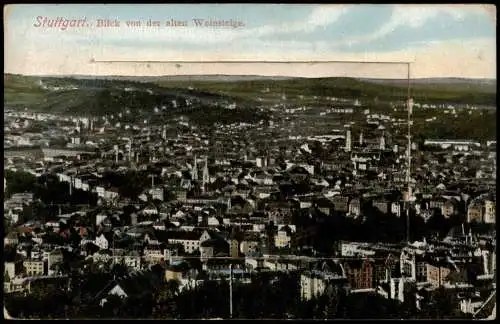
[192,155,198,181]
[380,131,386,151]
[345,128,352,152]
[202,156,209,192]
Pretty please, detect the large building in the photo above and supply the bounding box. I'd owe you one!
[300,266,348,300]
[426,260,454,288]
[23,260,45,276]
[423,139,481,151]
[467,201,484,223]
[483,200,496,224]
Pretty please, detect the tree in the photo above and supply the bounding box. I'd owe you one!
[5,170,37,198]
[101,294,124,318]
[424,286,455,319]
[322,285,342,319]
[165,279,180,297]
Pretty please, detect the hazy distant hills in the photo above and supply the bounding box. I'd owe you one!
[360,77,496,85]
[36,74,497,94]
[359,77,496,94]
[39,74,297,82]
[4,73,496,119]
[39,73,495,84]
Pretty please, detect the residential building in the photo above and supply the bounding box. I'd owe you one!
[373,199,391,214]
[343,258,374,290]
[400,246,427,283]
[467,201,484,223]
[426,260,454,288]
[442,198,459,218]
[332,196,350,214]
[4,260,24,281]
[348,198,361,218]
[483,200,495,224]
[23,259,45,276]
[46,249,64,276]
[274,226,292,249]
[390,277,415,303]
[167,231,202,254]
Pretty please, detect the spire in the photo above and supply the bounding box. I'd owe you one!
[202,156,209,192]
[345,128,352,152]
[192,155,198,181]
[380,131,386,150]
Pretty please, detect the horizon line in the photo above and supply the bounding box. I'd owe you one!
[4,72,496,80]
[91,59,415,65]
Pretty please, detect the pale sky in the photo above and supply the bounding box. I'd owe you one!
[4,4,497,78]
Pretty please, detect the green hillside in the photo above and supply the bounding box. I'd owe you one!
[4,74,267,126]
[4,74,496,134]
[157,77,496,105]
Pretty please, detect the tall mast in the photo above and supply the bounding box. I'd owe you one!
[406,63,413,243]
[229,263,233,318]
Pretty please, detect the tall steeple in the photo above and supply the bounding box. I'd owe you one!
[380,131,386,151]
[202,156,209,192]
[345,128,352,152]
[359,130,363,146]
[192,155,198,181]
[127,139,132,162]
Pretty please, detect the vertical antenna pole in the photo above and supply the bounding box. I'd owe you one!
[229,263,233,318]
[406,63,412,243]
[113,232,116,280]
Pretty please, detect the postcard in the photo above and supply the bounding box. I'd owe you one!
[3,3,496,320]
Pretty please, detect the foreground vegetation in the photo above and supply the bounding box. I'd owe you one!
[4,269,472,319]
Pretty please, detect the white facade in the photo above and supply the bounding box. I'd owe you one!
[124,255,142,270]
[300,273,326,300]
[104,190,119,201]
[389,277,414,303]
[391,202,402,217]
[143,206,158,215]
[169,239,200,254]
[240,240,260,255]
[274,231,291,248]
[348,201,361,218]
[460,299,483,314]
[252,224,265,232]
[96,214,107,226]
[23,260,45,276]
[484,200,495,224]
[109,284,128,298]
[149,188,164,201]
[245,257,259,269]
[144,248,163,264]
[74,178,82,189]
[256,157,268,168]
[207,216,220,226]
[345,129,352,152]
[47,251,63,276]
[4,262,19,280]
[94,234,109,250]
[482,249,496,275]
[95,186,106,198]
[200,246,214,261]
